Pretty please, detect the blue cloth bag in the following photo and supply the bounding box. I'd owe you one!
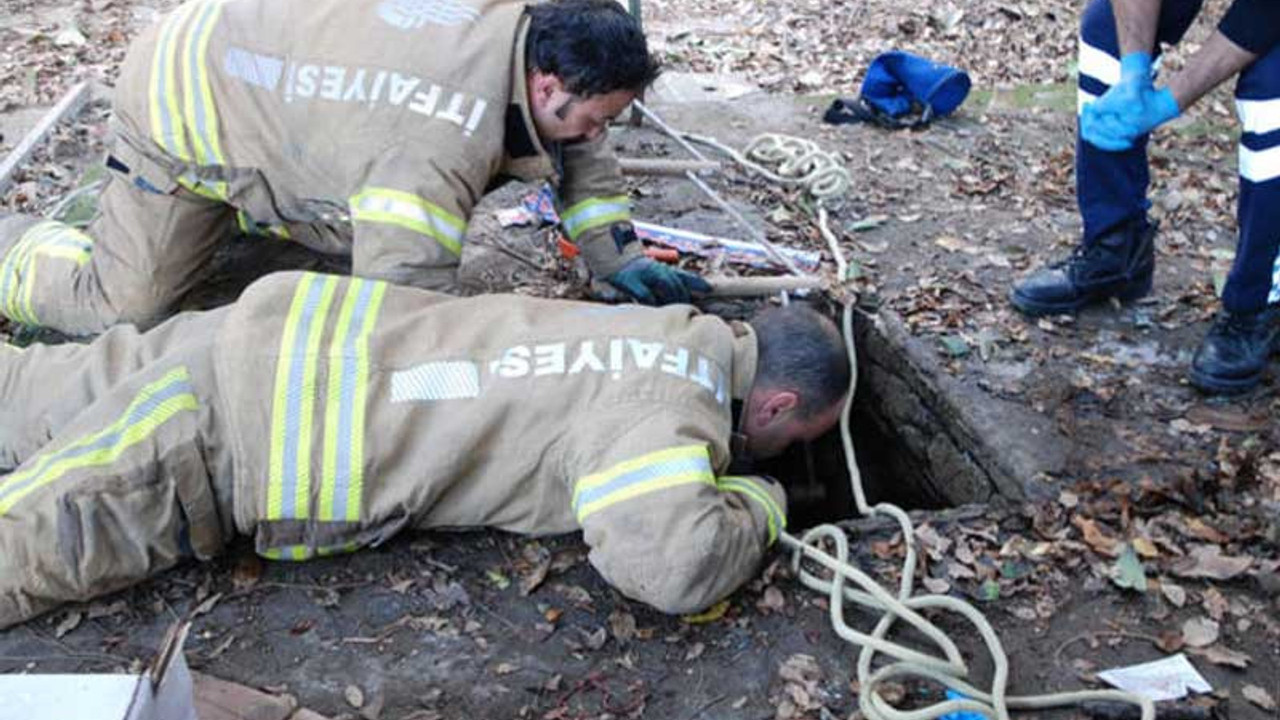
[825,50,971,128]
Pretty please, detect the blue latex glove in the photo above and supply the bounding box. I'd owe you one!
[939,690,987,720]
[606,256,711,305]
[1081,52,1180,151]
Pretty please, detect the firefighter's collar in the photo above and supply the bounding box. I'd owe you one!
[729,321,758,402]
[503,14,558,183]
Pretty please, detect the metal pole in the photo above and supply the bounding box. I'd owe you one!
[632,100,807,278]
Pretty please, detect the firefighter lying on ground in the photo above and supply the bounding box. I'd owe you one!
[0,0,706,337]
[0,271,850,628]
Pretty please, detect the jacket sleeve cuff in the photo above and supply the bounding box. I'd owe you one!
[577,223,644,278]
[716,475,788,546]
[1219,0,1280,55]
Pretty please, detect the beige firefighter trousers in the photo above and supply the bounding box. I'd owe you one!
[0,311,234,628]
[0,165,347,336]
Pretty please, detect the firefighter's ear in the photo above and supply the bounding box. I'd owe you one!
[528,70,566,104]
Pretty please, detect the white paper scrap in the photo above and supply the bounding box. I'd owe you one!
[1097,654,1212,702]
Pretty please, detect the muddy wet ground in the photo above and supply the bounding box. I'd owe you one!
[2,1,1279,719]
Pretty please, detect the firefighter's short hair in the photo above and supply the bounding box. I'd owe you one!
[749,304,850,419]
[526,0,661,97]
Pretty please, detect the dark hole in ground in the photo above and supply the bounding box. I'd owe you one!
[751,309,954,530]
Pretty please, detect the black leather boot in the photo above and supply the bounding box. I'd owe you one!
[1010,220,1156,316]
[1189,306,1280,394]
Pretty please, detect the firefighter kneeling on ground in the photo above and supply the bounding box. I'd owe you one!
[0,271,849,628]
[0,0,708,338]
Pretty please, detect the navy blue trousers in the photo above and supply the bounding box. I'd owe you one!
[1077,0,1280,312]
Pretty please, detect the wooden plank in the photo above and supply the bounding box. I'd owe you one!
[0,81,92,196]
[192,672,298,720]
[617,157,720,176]
[706,275,825,297]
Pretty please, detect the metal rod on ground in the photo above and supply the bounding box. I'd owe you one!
[631,100,808,278]
[0,82,91,196]
[706,275,823,297]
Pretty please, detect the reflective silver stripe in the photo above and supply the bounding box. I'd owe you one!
[223,46,284,91]
[561,196,630,240]
[1239,143,1280,184]
[390,361,481,402]
[1077,38,1119,87]
[349,188,465,255]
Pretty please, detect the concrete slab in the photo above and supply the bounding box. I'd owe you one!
[647,71,761,104]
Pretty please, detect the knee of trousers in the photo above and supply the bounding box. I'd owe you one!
[97,280,180,331]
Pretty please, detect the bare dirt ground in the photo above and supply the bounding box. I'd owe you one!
[1,1,1279,719]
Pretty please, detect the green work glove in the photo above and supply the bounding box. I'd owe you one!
[606,257,711,305]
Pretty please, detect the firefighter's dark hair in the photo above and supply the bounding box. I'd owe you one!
[526,0,661,97]
[749,304,850,419]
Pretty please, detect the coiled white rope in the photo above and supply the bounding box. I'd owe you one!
[775,248,1155,720]
[682,132,852,201]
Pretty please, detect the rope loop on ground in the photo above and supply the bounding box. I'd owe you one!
[772,228,1155,720]
[682,131,852,201]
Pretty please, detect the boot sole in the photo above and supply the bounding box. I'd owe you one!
[1008,273,1153,317]
[1188,366,1262,395]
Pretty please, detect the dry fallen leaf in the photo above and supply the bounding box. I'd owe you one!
[682,599,729,624]
[583,626,608,651]
[1072,516,1120,557]
[1189,645,1251,669]
[1155,630,1184,653]
[609,609,637,645]
[493,662,519,676]
[54,611,82,639]
[1161,581,1187,608]
[922,577,951,594]
[684,641,706,661]
[1171,545,1253,580]
[232,553,263,590]
[1201,587,1229,621]
[1181,617,1219,648]
[1243,684,1277,711]
[1131,536,1159,559]
[757,586,786,614]
[345,684,365,709]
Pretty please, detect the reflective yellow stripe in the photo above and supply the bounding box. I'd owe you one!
[0,225,46,324]
[718,476,785,545]
[177,174,229,202]
[182,0,226,165]
[267,273,341,522]
[572,445,715,523]
[318,278,386,523]
[348,188,466,256]
[0,222,94,325]
[260,541,359,561]
[560,194,630,241]
[149,1,200,160]
[0,367,198,516]
[267,275,315,520]
[294,278,337,520]
[346,281,385,521]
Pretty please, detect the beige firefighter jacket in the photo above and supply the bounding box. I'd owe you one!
[110,0,641,288]
[211,272,784,613]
